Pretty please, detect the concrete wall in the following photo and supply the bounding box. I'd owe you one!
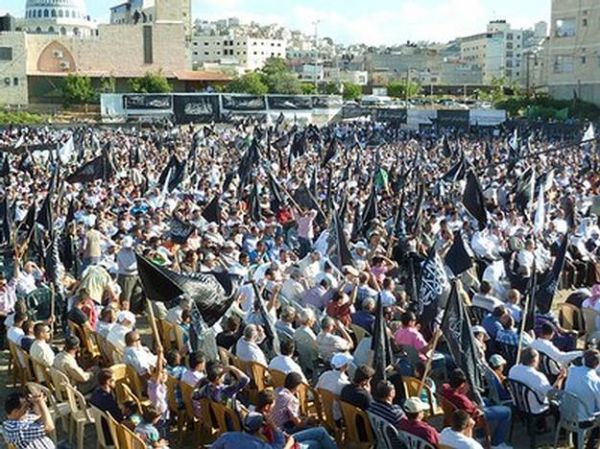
[0,32,29,105]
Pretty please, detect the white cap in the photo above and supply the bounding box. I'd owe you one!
[117,310,136,325]
[331,353,353,369]
[122,236,134,248]
[403,397,429,413]
[472,325,489,340]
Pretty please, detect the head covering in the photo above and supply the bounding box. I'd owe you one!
[472,325,489,340]
[122,236,134,248]
[489,354,507,368]
[242,412,264,433]
[117,310,136,325]
[331,353,353,369]
[403,397,429,414]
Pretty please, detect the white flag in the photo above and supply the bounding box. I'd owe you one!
[509,128,518,150]
[582,123,595,144]
[14,135,24,149]
[58,136,74,164]
[534,185,545,234]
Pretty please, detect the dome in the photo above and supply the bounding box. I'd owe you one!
[25,0,89,21]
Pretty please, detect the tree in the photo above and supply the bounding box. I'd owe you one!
[99,76,116,93]
[61,74,96,107]
[226,72,268,95]
[342,82,362,101]
[129,71,172,93]
[300,83,316,95]
[387,81,421,99]
[319,81,340,95]
[259,58,302,94]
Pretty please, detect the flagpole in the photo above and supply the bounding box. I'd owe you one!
[516,243,536,365]
[417,329,442,396]
[146,297,161,351]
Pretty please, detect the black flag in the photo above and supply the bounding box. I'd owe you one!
[251,282,280,356]
[444,231,474,277]
[440,280,484,405]
[321,137,338,168]
[535,235,569,314]
[66,154,111,184]
[36,193,54,235]
[0,195,11,246]
[371,294,392,386]
[462,170,488,230]
[514,167,536,219]
[360,186,378,237]
[136,254,238,327]
[417,247,450,317]
[249,183,262,222]
[267,172,285,213]
[202,195,221,224]
[327,208,354,270]
[169,216,195,244]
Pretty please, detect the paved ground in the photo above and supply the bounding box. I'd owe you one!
[0,291,578,448]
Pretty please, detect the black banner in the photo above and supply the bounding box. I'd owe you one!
[375,108,407,123]
[123,94,173,110]
[436,109,470,129]
[173,95,219,123]
[267,96,312,110]
[340,106,369,119]
[221,95,266,111]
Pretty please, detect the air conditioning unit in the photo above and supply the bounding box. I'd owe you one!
[53,50,64,58]
[59,61,70,69]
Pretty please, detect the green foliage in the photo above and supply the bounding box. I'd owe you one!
[387,81,421,99]
[496,93,600,121]
[319,81,340,95]
[342,82,362,100]
[226,72,269,95]
[260,58,302,94]
[300,83,317,95]
[99,76,116,93]
[61,74,96,107]
[0,109,46,125]
[476,77,521,105]
[128,71,172,93]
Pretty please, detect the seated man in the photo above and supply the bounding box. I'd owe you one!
[53,335,96,394]
[508,347,566,415]
[236,324,268,366]
[340,365,374,410]
[268,339,306,381]
[495,315,532,348]
[107,310,136,353]
[482,306,509,341]
[316,353,353,421]
[368,380,405,428]
[441,368,512,449]
[529,322,582,372]
[293,308,319,380]
[472,281,503,312]
[3,392,56,449]
[123,330,158,378]
[399,397,440,447]
[30,322,55,380]
[316,316,354,364]
[440,409,484,449]
[393,311,439,361]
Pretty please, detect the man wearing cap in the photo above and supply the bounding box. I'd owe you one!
[472,325,490,362]
[107,310,136,352]
[398,397,440,446]
[316,352,352,420]
[487,355,511,404]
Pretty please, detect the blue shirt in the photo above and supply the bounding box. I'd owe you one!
[352,310,375,333]
[2,414,55,449]
[565,365,600,421]
[482,314,503,339]
[211,431,285,449]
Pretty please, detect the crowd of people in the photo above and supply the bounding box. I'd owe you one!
[0,117,599,449]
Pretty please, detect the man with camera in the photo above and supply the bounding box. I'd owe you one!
[3,391,55,449]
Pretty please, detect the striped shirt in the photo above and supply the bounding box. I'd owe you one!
[269,388,300,429]
[2,414,55,449]
[368,400,405,428]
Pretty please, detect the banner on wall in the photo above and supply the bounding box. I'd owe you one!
[173,95,219,123]
[123,94,173,110]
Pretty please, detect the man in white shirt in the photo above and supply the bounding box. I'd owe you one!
[268,339,306,382]
[316,316,353,363]
[440,409,484,449]
[508,348,566,414]
[316,352,352,420]
[30,322,55,381]
[7,311,26,346]
[107,311,136,352]
[123,330,158,377]
[529,322,582,372]
[472,281,504,312]
[165,297,192,325]
[293,308,319,379]
[235,324,268,366]
[280,269,307,306]
[16,262,42,296]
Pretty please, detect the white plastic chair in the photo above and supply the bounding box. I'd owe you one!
[554,391,600,449]
[64,383,95,449]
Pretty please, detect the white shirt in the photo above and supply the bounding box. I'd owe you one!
[439,428,484,449]
[123,346,158,375]
[165,305,184,325]
[236,338,267,366]
[472,293,503,312]
[508,364,552,414]
[529,338,582,368]
[280,278,305,305]
[16,271,37,296]
[30,340,55,381]
[7,326,24,346]
[316,369,350,420]
[107,323,132,352]
[268,355,306,382]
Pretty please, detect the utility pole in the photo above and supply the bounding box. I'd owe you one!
[405,68,411,106]
[312,20,320,90]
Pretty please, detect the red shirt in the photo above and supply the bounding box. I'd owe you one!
[398,418,440,447]
[326,301,352,327]
[440,384,479,417]
[276,208,294,225]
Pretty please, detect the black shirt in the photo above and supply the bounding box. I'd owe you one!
[216,331,238,351]
[90,387,123,445]
[340,383,372,410]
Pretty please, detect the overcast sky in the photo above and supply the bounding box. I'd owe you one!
[1,0,551,46]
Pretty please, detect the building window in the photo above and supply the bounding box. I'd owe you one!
[555,18,576,37]
[13,77,18,86]
[204,51,209,55]
[554,55,574,73]
[48,26,54,33]
[143,25,153,63]
[582,18,588,27]
[0,47,13,61]
[51,9,56,17]
[581,55,587,64]
[204,42,209,45]
[58,9,63,17]
[44,9,49,17]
